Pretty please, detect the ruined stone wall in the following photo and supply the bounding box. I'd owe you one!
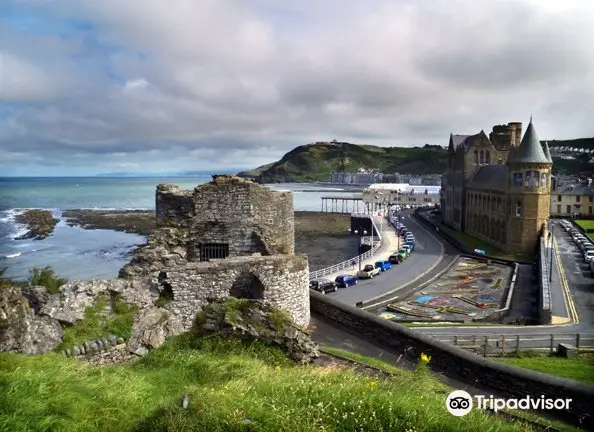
[158,255,310,328]
[155,176,294,258]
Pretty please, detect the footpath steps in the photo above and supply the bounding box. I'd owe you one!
[321,216,400,281]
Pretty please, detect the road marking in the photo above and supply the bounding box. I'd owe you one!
[553,235,580,324]
[362,213,447,308]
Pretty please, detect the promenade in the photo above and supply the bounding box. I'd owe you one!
[322,216,400,282]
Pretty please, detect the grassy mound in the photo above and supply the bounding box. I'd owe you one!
[0,334,532,432]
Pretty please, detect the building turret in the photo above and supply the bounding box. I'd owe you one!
[505,118,553,255]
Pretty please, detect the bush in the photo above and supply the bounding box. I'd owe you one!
[27,266,68,294]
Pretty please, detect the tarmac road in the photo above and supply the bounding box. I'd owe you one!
[328,210,449,305]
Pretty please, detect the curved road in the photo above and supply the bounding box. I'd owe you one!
[328,210,451,305]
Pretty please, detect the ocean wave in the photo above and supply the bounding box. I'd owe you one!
[4,252,22,258]
[74,207,153,211]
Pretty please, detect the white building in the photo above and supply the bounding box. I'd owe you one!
[362,183,442,209]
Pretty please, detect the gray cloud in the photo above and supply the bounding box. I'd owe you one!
[1,0,594,175]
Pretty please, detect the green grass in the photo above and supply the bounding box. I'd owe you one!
[57,295,137,351]
[0,334,535,432]
[401,321,500,328]
[495,352,594,386]
[323,347,584,432]
[575,220,594,241]
[439,224,518,260]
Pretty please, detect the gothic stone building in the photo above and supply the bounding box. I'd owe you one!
[441,119,553,255]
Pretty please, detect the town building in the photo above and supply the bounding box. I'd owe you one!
[441,118,553,255]
[549,177,594,218]
[362,183,441,209]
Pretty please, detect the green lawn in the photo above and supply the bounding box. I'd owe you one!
[575,220,594,241]
[496,352,594,386]
[0,334,535,432]
[439,224,518,260]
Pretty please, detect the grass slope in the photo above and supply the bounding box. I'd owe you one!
[575,220,594,241]
[0,334,533,432]
[252,142,449,183]
[496,353,594,386]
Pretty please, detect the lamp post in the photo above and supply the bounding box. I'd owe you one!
[549,223,554,282]
[348,227,367,270]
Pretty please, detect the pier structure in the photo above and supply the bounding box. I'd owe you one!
[320,194,364,213]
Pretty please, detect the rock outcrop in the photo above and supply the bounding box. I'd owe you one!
[15,209,60,240]
[129,307,185,356]
[0,286,63,354]
[197,300,319,364]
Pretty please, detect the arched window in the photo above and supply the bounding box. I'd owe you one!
[497,197,502,212]
[474,150,478,165]
[485,151,491,164]
[515,201,522,217]
[479,150,484,165]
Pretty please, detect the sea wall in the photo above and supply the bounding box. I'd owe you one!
[310,290,594,425]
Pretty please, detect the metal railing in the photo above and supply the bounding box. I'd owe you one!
[431,333,594,357]
[309,214,382,280]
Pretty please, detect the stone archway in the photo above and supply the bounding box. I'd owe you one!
[229,271,265,300]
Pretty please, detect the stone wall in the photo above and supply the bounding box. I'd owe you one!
[158,254,310,328]
[61,335,137,365]
[310,290,594,425]
[155,176,294,257]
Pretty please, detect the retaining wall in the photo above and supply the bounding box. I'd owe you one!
[310,290,594,426]
[538,237,553,325]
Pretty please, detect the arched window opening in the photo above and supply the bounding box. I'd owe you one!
[474,150,478,165]
[479,150,484,165]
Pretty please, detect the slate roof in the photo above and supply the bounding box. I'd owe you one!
[507,120,551,164]
[451,133,480,150]
[467,164,508,191]
[542,141,553,163]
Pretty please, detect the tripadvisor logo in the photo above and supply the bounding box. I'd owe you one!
[446,390,572,417]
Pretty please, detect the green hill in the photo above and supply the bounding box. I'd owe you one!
[239,142,448,183]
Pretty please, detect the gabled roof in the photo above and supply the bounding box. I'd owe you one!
[450,133,480,151]
[467,164,508,191]
[507,119,551,164]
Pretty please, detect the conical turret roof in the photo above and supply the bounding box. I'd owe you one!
[542,140,553,163]
[507,118,551,164]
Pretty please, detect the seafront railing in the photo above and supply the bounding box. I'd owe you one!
[308,214,382,280]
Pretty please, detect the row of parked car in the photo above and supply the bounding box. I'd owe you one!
[559,220,594,276]
[387,214,416,264]
[309,213,414,294]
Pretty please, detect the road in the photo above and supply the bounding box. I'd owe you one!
[327,210,449,305]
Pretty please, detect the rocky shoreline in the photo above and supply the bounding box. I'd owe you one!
[15,210,60,240]
[59,209,357,271]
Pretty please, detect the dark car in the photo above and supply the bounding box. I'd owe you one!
[309,279,337,294]
[389,254,403,264]
[335,274,358,287]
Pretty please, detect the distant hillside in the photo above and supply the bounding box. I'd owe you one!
[237,142,448,183]
[546,137,594,150]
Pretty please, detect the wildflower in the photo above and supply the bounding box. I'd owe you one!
[420,353,431,365]
[275,365,281,371]
[366,380,378,390]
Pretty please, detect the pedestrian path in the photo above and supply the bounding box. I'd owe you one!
[321,216,400,281]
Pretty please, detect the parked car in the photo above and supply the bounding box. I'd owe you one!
[406,240,415,251]
[335,274,358,288]
[375,260,392,271]
[309,279,337,294]
[388,253,404,264]
[398,248,410,258]
[357,264,381,279]
[590,260,594,277]
[585,250,594,263]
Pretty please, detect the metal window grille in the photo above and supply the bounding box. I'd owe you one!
[199,243,229,261]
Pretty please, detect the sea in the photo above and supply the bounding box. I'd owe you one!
[0,177,357,281]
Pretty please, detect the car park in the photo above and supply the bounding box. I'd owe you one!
[335,274,358,288]
[309,279,337,294]
[375,260,392,271]
[357,264,381,279]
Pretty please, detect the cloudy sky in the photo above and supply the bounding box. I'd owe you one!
[1,0,593,176]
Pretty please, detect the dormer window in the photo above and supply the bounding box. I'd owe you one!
[473,150,478,165]
[479,150,484,165]
[485,151,491,164]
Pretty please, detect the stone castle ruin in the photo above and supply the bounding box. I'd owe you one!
[1,176,312,359]
[121,175,311,329]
